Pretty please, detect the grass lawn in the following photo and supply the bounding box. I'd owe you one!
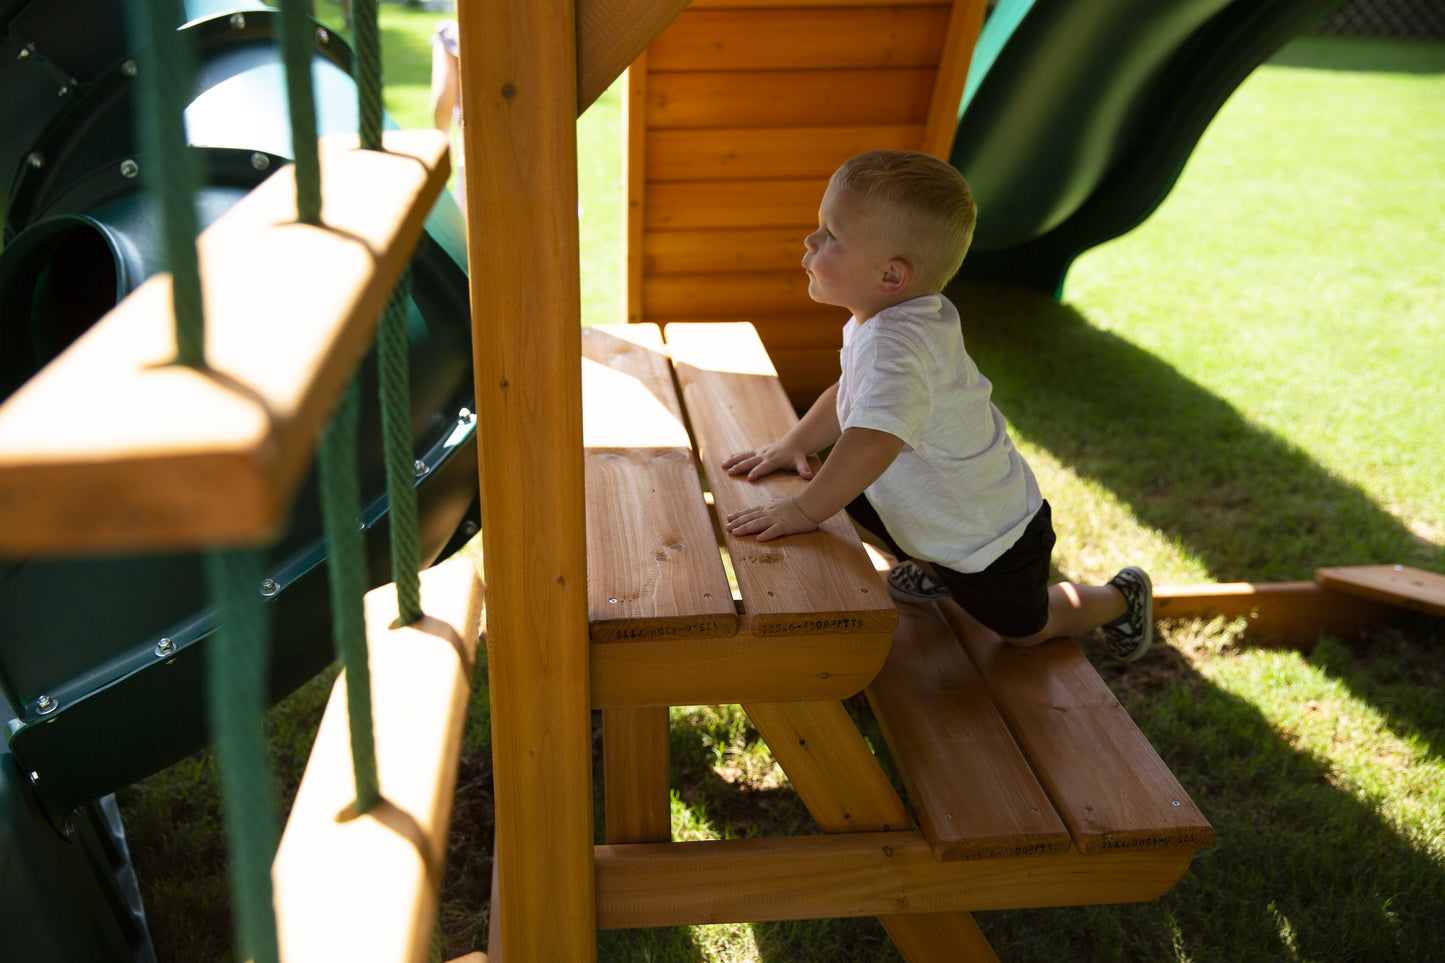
[114,16,1444,963]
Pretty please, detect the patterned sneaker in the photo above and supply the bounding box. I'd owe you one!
[1100,566,1154,661]
[886,561,952,603]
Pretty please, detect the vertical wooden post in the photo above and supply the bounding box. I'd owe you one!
[920,0,990,159]
[623,57,647,324]
[456,1,596,958]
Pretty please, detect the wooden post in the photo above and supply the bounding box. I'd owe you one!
[456,1,596,957]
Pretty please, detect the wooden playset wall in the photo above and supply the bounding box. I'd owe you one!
[625,0,988,407]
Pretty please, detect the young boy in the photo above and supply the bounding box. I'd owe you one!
[722,150,1153,658]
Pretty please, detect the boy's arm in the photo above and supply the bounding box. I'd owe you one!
[724,426,903,542]
[722,381,841,480]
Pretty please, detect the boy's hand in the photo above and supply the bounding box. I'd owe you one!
[722,443,814,481]
[724,496,819,542]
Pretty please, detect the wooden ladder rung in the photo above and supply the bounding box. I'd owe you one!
[272,555,484,963]
[940,604,1215,855]
[0,129,450,555]
[866,600,1071,861]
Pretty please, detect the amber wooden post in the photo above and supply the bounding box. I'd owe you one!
[457,0,596,957]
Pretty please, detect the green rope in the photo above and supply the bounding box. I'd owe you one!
[123,0,206,365]
[352,0,385,151]
[280,0,322,223]
[317,379,381,812]
[378,271,424,624]
[203,549,281,963]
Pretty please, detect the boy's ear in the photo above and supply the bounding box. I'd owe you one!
[879,258,912,295]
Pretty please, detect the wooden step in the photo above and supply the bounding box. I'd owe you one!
[940,604,1215,855]
[865,600,1071,860]
[0,130,450,555]
[1316,565,1445,618]
[273,555,485,963]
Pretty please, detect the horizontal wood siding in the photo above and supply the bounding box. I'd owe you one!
[647,8,951,72]
[628,2,978,405]
[646,68,937,130]
[647,125,923,181]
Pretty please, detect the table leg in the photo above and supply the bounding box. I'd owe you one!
[744,700,999,963]
[602,706,671,842]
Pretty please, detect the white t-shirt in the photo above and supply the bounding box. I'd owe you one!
[836,294,1041,572]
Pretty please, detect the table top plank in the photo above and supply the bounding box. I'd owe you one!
[583,324,738,642]
[664,321,896,637]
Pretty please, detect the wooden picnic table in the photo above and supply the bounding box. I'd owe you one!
[581,321,1213,961]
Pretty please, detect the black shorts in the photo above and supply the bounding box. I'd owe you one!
[847,495,1056,638]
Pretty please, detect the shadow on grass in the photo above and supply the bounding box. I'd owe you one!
[948,280,1441,584]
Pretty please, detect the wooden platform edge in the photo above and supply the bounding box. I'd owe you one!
[273,555,484,963]
[0,129,450,555]
[1154,580,1406,647]
[1315,565,1445,619]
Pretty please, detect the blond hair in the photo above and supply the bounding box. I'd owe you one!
[830,150,976,292]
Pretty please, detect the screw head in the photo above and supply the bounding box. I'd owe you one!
[229,13,246,29]
[154,637,175,657]
[121,59,138,77]
[250,152,270,171]
[25,151,43,169]
[35,694,57,715]
[120,158,139,178]
[260,578,279,597]
[316,27,330,44]
[413,459,429,477]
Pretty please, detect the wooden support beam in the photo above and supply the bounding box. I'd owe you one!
[576,0,692,111]
[457,0,596,957]
[0,131,449,555]
[594,832,1198,929]
[920,0,990,159]
[591,621,891,708]
[273,556,484,963]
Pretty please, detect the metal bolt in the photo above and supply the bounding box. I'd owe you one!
[1171,800,1182,807]
[154,637,175,658]
[608,598,618,604]
[250,152,270,171]
[17,46,30,59]
[121,59,138,77]
[316,27,330,44]
[35,694,57,715]
[413,459,429,477]
[229,13,246,29]
[120,158,139,178]
[260,578,279,597]
[57,85,68,97]
[458,407,473,422]
[25,151,43,169]
[945,813,954,820]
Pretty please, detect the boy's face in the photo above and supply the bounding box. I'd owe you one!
[802,182,900,322]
